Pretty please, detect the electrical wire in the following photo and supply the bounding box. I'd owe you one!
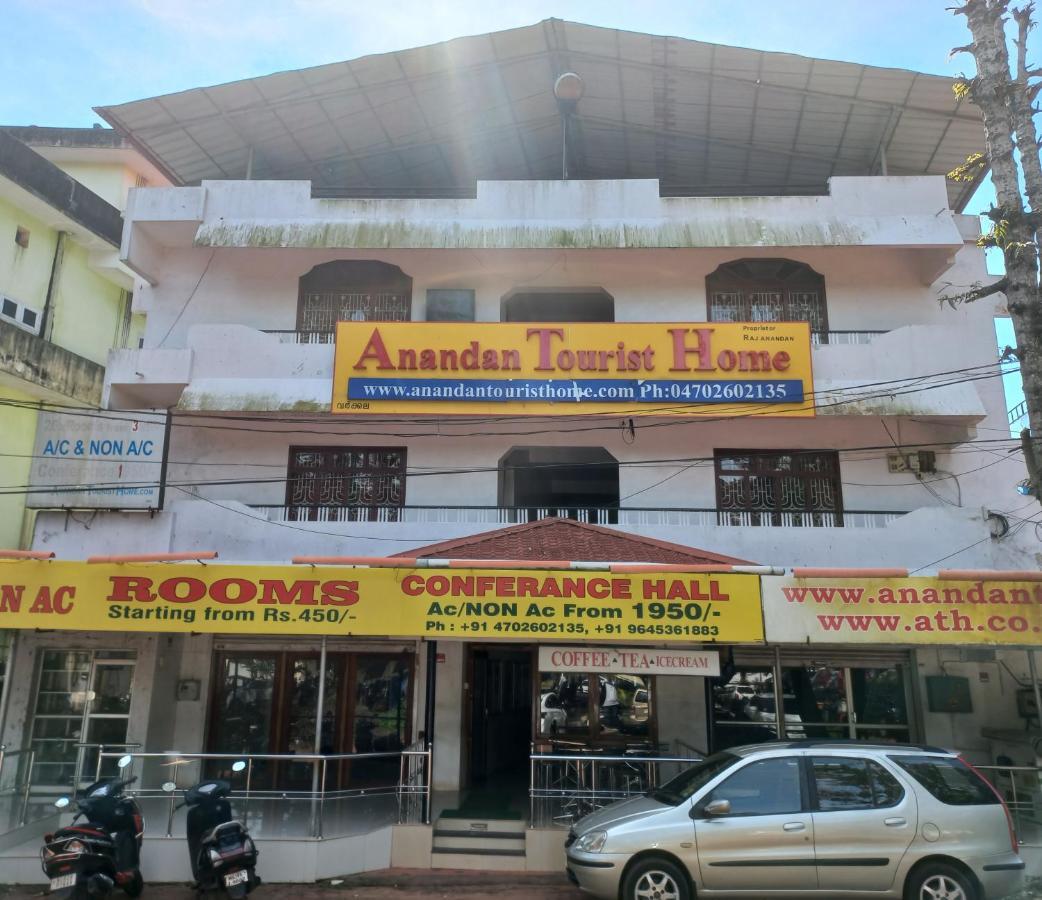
[0,360,1011,442]
[0,438,1024,497]
[908,499,1042,574]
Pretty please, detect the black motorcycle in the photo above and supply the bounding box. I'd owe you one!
[165,761,259,897]
[41,755,144,898]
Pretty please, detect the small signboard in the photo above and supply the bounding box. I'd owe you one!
[27,410,167,510]
[539,645,721,676]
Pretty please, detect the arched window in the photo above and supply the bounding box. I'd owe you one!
[499,446,619,524]
[706,259,828,342]
[501,288,614,322]
[297,261,411,341]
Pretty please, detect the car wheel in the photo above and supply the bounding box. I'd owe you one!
[622,857,690,900]
[905,862,977,900]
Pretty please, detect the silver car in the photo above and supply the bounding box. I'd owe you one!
[565,741,1024,900]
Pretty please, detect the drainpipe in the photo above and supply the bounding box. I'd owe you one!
[424,640,437,750]
[39,231,66,343]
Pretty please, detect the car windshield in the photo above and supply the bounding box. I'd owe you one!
[648,752,740,805]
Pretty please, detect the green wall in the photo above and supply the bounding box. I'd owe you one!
[0,385,37,550]
[49,237,125,365]
[0,193,58,313]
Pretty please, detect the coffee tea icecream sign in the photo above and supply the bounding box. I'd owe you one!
[332,321,814,417]
[539,646,721,676]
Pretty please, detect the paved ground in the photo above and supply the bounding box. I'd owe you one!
[2,871,1041,898]
[0,871,583,899]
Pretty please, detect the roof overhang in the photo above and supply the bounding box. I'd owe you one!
[95,19,986,210]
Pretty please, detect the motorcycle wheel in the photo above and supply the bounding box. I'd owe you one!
[122,871,143,898]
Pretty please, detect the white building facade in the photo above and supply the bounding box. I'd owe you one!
[3,20,1041,883]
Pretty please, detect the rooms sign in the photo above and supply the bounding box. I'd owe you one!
[0,561,764,644]
[331,321,814,417]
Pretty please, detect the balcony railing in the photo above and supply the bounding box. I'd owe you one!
[1009,399,1029,426]
[249,504,906,529]
[262,329,336,344]
[811,330,887,345]
[261,329,888,347]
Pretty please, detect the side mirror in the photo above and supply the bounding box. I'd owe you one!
[704,798,732,817]
[117,755,133,769]
[231,760,247,773]
[161,782,177,793]
[54,797,71,810]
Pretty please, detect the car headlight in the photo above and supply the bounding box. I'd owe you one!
[573,830,607,853]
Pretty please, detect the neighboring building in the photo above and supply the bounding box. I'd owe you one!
[2,20,1041,882]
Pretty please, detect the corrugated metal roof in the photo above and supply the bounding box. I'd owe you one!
[95,19,987,209]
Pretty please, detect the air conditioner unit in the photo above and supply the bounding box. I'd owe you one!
[886,450,937,474]
[0,295,41,335]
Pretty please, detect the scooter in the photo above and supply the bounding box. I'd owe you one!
[40,755,144,898]
[164,761,259,897]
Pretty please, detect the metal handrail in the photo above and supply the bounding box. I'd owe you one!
[529,750,701,827]
[96,747,432,839]
[976,764,1042,848]
[0,746,36,827]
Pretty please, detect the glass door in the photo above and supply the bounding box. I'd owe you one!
[207,653,278,784]
[346,654,412,786]
[281,654,342,790]
[28,650,136,788]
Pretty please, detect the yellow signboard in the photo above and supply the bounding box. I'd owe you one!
[331,321,814,417]
[764,576,1042,646]
[0,561,765,644]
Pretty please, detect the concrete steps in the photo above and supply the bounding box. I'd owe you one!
[431,816,527,870]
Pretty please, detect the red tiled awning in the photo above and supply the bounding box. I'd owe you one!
[398,517,754,566]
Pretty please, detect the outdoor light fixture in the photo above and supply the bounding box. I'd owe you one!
[553,72,585,106]
[554,72,585,180]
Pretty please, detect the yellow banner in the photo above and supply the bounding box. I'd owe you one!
[331,321,814,417]
[764,576,1042,645]
[0,562,764,643]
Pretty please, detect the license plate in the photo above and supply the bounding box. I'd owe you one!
[224,870,248,887]
[50,873,76,890]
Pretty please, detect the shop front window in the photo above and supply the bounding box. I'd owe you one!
[711,667,779,750]
[207,650,413,789]
[711,662,911,751]
[538,671,653,745]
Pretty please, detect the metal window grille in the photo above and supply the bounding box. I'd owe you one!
[286,447,407,522]
[707,259,829,340]
[714,450,843,527]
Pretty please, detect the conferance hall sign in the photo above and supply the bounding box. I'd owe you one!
[331,322,814,417]
[0,561,763,643]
